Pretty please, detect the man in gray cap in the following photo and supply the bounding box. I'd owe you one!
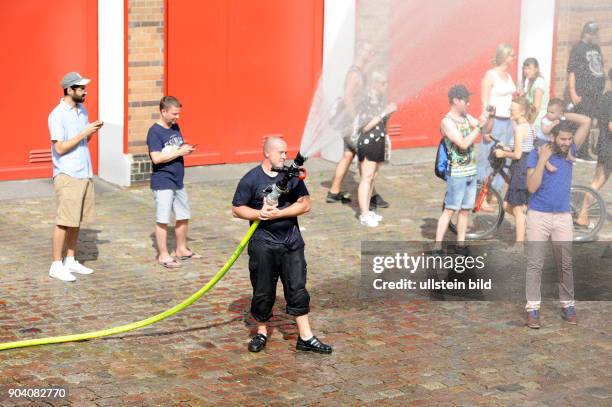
[48,72,103,282]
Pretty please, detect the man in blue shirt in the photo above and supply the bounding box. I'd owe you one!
[147,96,199,268]
[525,116,590,328]
[48,72,104,282]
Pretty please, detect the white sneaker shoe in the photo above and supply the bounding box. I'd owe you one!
[360,213,379,227]
[49,263,76,282]
[64,259,93,275]
[369,211,383,222]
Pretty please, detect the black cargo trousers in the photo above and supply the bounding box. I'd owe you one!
[247,239,310,322]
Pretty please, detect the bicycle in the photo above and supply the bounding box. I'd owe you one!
[445,141,607,241]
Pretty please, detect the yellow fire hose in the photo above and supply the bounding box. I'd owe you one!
[0,220,260,352]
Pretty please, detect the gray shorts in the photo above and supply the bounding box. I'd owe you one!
[153,188,191,224]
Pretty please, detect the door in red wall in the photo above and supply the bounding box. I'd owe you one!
[0,0,98,180]
[167,0,323,165]
[385,0,521,148]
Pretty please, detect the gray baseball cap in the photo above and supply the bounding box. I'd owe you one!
[60,72,91,89]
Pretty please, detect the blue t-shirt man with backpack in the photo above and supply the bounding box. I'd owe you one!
[433,85,490,256]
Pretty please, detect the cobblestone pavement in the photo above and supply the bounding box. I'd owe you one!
[0,158,610,406]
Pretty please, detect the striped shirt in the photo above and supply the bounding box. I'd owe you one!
[509,123,535,153]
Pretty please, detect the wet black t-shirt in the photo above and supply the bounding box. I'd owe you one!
[567,41,605,98]
[232,166,309,250]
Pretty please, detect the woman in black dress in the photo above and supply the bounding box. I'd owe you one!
[355,72,397,227]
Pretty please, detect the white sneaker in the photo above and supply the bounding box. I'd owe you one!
[369,211,383,222]
[360,213,379,227]
[49,263,76,282]
[64,259,93,275]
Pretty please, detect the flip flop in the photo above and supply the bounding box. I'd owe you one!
[173,251,203,260]
[158,259,181,268]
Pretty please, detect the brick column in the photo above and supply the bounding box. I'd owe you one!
[127,0,165,183]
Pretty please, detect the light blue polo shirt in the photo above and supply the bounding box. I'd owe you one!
[48,99,93,179]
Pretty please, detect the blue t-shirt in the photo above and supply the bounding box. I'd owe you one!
[232,166,309,250]
[146,123,185,190]
[527,144,576,213]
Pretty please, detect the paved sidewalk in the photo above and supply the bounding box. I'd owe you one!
[0,151,610,406]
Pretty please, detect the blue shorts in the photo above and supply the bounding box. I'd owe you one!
[444,174,477,211]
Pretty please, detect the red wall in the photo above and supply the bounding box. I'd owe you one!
[0,0,98,180]
[166,0,324,165]
[387,0,521,148]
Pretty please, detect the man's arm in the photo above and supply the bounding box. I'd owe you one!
[149,144,194,164]
[568,72,582,105]
[232,205,263,221]
[526,146,552,193]
[52,121,102,156]
[232,197,306,221]
[441,118,479,151]
[564,112,591,149]
[276,195,311,218]
[566,45,582,105]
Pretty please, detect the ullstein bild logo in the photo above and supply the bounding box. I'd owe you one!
[360,241,612,301]
[370,252,491,291]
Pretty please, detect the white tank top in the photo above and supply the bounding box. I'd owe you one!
[488,69,516,118]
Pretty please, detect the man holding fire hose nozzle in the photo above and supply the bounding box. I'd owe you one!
[232,136,332,354]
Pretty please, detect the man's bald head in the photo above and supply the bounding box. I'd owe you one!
[262,136,288,169]
[263,136,287,155]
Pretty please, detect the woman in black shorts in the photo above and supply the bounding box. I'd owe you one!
[355,72,397,227]
[494,96,536,245]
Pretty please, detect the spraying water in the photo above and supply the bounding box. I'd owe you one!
[299,0,522,158]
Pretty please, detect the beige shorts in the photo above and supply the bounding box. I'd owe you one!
[54,173,95,227]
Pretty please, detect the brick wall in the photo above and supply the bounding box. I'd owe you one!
[553,0,612,98]
[127,0,165,161]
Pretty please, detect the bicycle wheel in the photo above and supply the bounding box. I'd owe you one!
[447,186,504,240]
[570,185,607,242]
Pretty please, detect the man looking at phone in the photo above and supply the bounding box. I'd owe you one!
[147,96,200,269]
[48,72,103,282]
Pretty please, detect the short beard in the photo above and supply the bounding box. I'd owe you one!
[71,94,84,104]
[553,142,569,157]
